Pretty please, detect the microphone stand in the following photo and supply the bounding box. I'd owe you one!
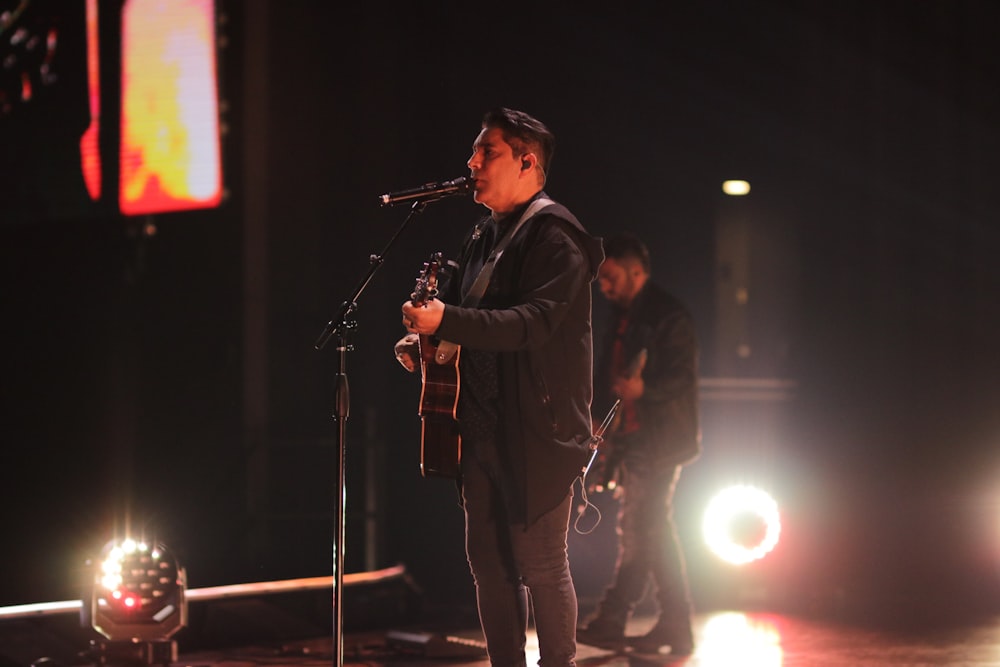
[313,199,430,667]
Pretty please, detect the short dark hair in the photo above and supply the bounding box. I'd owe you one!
[603,233,651,273]
[482,107,555,177]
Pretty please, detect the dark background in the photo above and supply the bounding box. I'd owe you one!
[2,0,999,626]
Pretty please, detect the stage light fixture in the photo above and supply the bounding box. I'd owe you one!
[703,485,781,565]
[86,538,187,649]
[722,180,751,196]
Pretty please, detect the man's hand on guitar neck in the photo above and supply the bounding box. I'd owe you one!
[402,298,445,335]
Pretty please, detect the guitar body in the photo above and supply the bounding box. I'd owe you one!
[411,253,462,479]
[418,335,461,478]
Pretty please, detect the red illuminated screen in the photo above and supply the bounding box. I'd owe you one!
[80,0,101,202]
[119,0,222,215]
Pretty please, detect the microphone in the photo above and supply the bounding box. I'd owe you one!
[377,176,472,207]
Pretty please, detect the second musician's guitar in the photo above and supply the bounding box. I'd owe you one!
[410,252,461,479]
[591,347,647,492]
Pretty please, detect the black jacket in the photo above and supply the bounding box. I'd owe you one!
[436,194,604,525]
[594,282,701,471]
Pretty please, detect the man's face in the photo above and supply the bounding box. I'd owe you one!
[598,257,643,308]
[467,127,525,216]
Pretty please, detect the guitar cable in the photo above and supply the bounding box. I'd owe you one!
[573,399,621,535]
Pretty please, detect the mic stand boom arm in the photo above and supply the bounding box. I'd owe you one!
[312,199,429,667]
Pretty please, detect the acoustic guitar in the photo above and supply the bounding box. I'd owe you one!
[410,252,462,479]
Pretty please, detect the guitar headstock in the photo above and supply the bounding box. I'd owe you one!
[411,251,443,307]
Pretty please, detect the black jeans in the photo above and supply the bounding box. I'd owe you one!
[597,463,693,627]
[461,456,579,667]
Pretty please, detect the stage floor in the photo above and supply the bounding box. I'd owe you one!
[5,571,999,667]
[181,608,1000,667]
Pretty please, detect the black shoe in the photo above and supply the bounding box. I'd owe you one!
[576,616,626,651]
[627,623,694,657]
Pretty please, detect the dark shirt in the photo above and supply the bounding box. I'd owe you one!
[436,193,604,524]
[454,205,527,456]
[458,204,534,483]
[611,311,641,435]
[594,283,701,469]
[457,217,500,450]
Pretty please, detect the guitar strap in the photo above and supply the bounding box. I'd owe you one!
[434,197,554,364]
